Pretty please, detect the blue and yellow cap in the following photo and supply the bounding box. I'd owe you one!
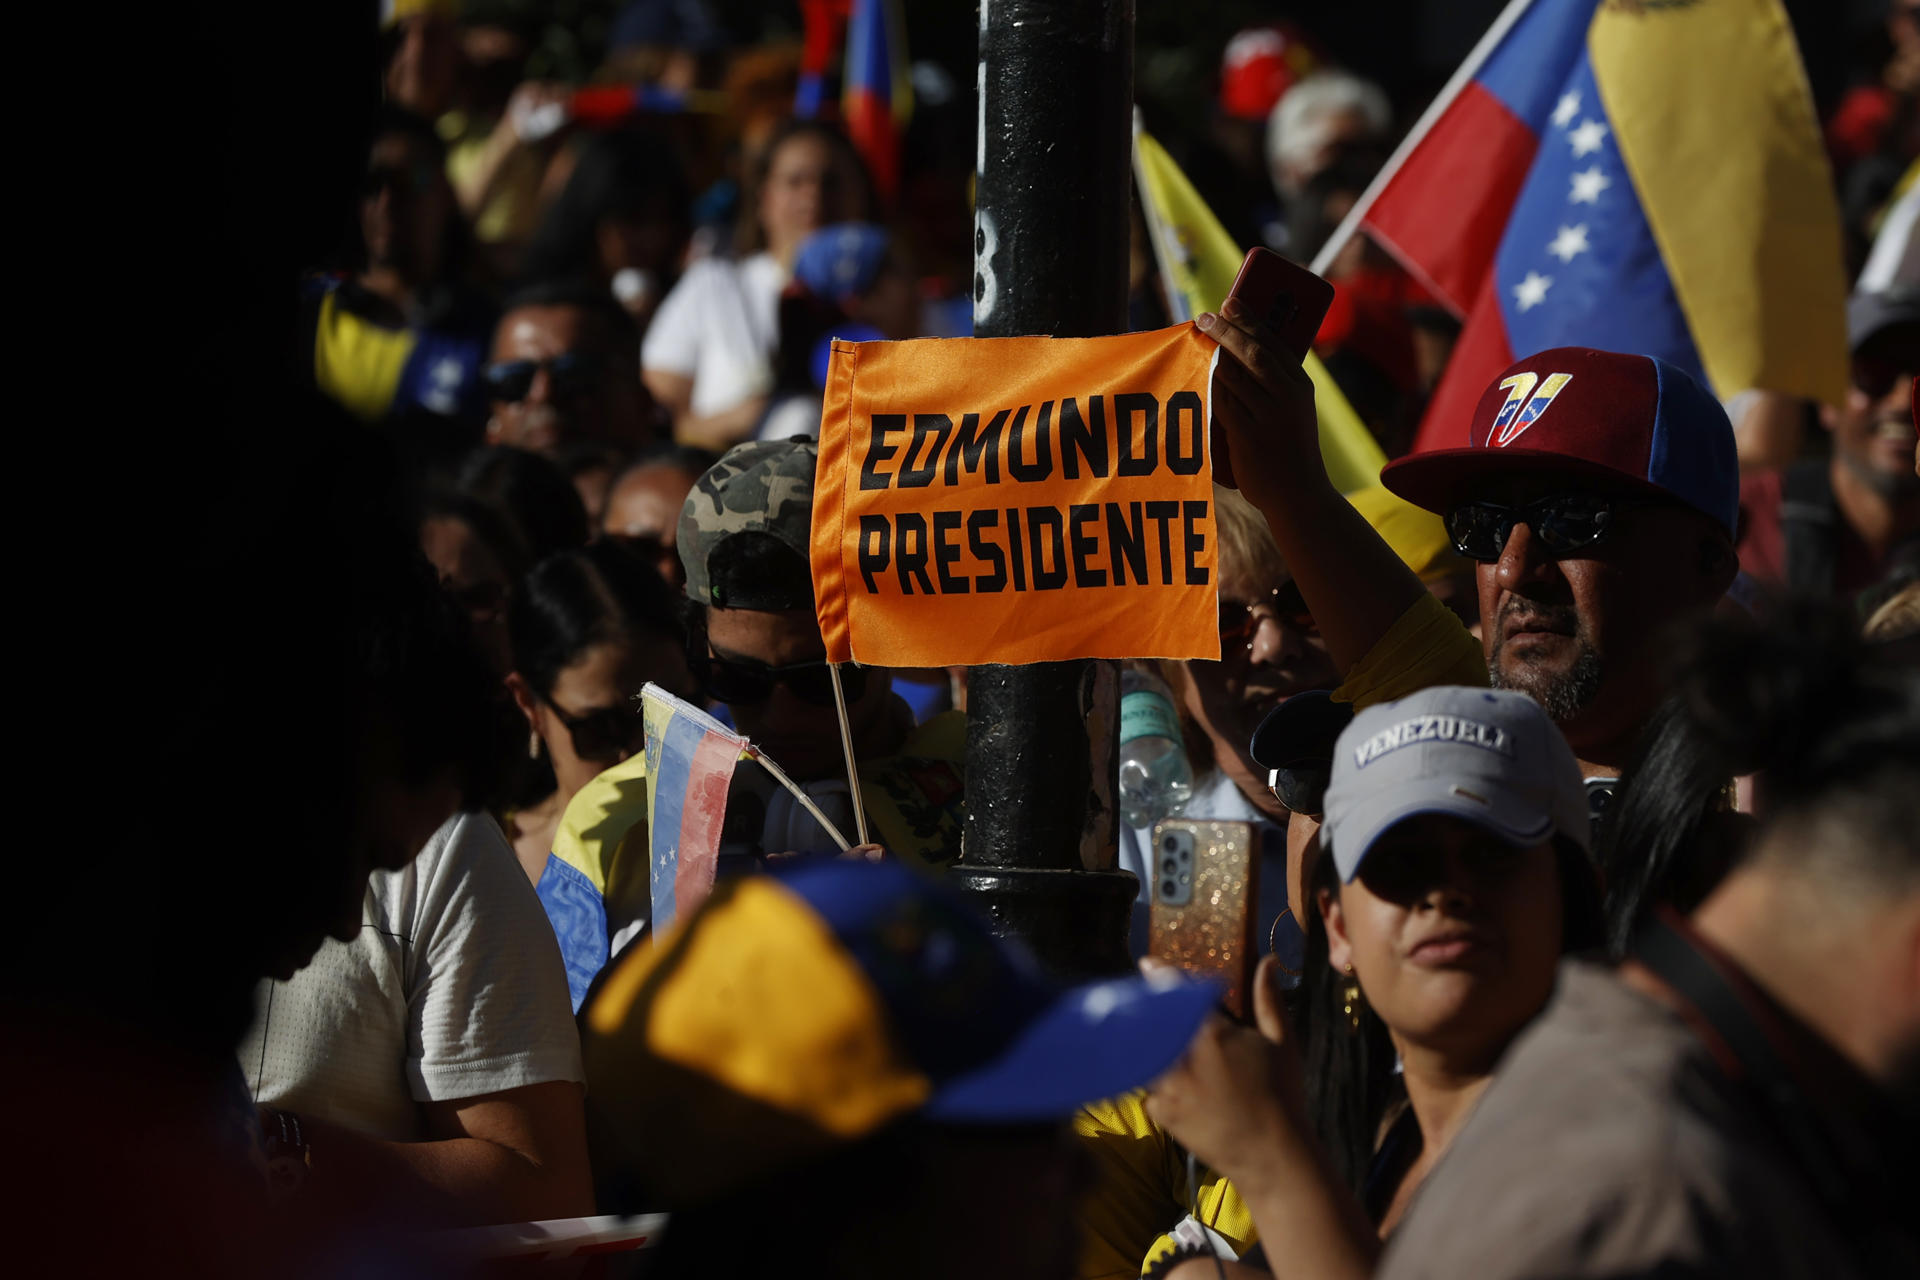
[581,859,1219,1205]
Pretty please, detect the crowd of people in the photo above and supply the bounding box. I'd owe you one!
[18,1,1918,1277]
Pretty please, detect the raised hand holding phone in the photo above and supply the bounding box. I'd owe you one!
[1203,250,1332,503]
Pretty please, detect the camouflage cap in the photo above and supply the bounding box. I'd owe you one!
[679,437,820,609]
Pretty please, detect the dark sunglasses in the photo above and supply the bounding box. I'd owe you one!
[1443,493,1655,563]
[1851,355,1910,401]
[481,352,605,404]
[1267,765,1329,818]
[695,651,869,709]
[1217,581,1315,648]
[537,687,645,763]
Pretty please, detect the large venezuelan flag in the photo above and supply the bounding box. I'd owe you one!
[1353,0,1847,453]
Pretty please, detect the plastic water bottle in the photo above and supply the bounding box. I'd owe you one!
[1118,669,1195,829]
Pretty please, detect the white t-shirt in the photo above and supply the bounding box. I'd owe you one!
[641,252,786,419]
[237,812,585,1142]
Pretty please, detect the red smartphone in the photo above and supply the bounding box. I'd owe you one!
[1227,248,1334,363]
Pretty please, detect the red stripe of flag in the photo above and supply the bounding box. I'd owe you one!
[1360,80,1538,317]
[674,732,742,911]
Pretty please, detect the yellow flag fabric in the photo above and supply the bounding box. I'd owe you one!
[1590,0,1847,406]
[1133,127,1388,496]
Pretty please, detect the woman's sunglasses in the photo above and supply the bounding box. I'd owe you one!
[537,688,645,763]
[481,352,604,404]
[1442,493,1655,563]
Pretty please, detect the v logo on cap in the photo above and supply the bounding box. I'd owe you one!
[1487,371,1574,446]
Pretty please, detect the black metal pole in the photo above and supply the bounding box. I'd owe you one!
[951,0,1138,979]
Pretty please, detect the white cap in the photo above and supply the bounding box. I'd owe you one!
[1323,687,1588,882]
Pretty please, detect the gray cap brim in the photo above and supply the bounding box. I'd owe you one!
[1328,789,1557,883]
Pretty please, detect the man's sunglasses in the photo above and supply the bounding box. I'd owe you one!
[538,687,645,763]
[1443,493,1655,563]
[1267,765,1329,819]
[693,650,869,709]
[481,352,604,403]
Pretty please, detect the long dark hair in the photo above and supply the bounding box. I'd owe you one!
[1293,830,1605,1196]
[1595,697,1755,956]
[519,126,691,288]
[509,541,685,698]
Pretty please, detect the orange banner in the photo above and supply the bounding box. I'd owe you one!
[812,323,1221,667]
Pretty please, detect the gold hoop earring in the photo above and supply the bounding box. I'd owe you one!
[1268,908,1300,977]
[1341,963,1364,1036]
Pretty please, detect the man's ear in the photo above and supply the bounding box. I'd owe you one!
[1320,885,1353,973]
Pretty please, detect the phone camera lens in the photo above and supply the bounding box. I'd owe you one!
[1161,858,1177,874]
[1160,880,1177,898]
[1162,835,1180,854]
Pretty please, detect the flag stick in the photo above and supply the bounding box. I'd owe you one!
[1132,107,1195,324]
[749,745,855,853]
[827,662,871,846]
[1307,0,1541,283]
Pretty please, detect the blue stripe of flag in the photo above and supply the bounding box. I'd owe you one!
[648,709,717,932]
[1494,49,1707,383]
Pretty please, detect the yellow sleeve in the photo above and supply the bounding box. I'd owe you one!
[1072,1093,1259,1279]
[1332,590,1488,711]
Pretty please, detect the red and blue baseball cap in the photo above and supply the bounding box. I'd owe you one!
[1380,347,1739,537]
[580,859,1219,1205]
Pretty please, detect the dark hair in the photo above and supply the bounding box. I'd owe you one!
[496,276,640,351]
[736,118,876,256]
[510,541,685,697]
[626,441,720,477]
[1595,697,1756,956]
[553,439,632,483]
[1294,828,1604,1197]
[419,487,533,584]
[519,126,691,287]
[1672,598,1920,889]
[455,445,591,564]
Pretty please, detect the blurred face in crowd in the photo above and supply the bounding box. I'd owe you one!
[512,633,690,802]
[362,129,453,283]
[1471,474,1731,759]
[385,13,458,118]
[1323,815,1563,1069]
[604,462,702,589]
[1177,556,1339,819]
[759,131,865,262]
[420,513,514,676]
[701,606,896,782]
[486,304,647,455]
[1826,338,1918,499]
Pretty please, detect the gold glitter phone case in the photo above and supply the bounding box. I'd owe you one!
[1149,819,1258,1018]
